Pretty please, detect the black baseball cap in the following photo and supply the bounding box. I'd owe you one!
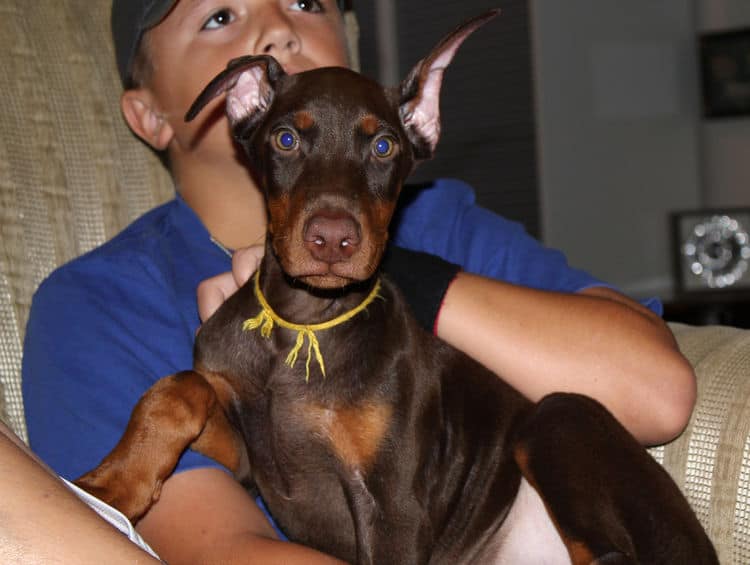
[112,0,177,87]
[112,0,353,87]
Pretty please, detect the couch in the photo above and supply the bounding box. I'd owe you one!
[0,1,747,563]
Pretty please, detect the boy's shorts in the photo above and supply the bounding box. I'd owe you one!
[62,477,162,561]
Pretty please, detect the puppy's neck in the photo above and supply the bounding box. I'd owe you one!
[257,247,379,326]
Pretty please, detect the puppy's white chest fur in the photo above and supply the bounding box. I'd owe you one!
[489,478,572,565]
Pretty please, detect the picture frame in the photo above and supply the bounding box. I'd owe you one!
[700,28,750,119]
[672,208,750,294]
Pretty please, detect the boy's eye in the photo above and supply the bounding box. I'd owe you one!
[202,9,236,30]
[274,129,299,151]
[372,135,396,158]
[290,0,324,13]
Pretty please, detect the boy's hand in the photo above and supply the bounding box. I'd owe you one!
[197,244,264,322]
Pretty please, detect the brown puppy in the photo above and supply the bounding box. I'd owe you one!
[77,11,717,564]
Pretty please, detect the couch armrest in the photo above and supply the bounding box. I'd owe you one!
[0,0,178,440]
[650,322,750,563]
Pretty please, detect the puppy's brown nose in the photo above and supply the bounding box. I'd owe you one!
[304,212,361,264]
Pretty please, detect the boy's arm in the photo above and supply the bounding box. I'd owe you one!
[136,468,346,565]
[436,273,695,446]
[0,421,161,565]
[390,180,696,445]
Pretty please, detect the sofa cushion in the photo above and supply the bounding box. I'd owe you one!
[655,322,750,563]
[0,0,175,437]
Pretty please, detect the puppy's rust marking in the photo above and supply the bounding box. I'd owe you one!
[365,199,395,246]
[305,402,393,471]
[267,194,291,237]
[514,443,600,564]
[360,114,381,136]
[192,368,248,476]
[568,541,596,564]
[294,110,315,131]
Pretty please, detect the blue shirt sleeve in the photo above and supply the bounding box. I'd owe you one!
[391,178,662,314]
[22,252,222,481]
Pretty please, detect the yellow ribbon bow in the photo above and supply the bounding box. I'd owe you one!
[242,270,382,382]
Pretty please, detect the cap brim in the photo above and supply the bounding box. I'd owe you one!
[142,0,179,29]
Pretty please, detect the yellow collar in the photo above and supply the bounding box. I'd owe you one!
[242,270,382,381]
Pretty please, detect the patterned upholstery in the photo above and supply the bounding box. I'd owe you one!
[648,323,750,563]
[0,0,174,439]
[0,1,747,562]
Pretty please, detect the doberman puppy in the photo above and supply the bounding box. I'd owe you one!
[76,10,717,564]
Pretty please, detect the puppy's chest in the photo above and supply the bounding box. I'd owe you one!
[294,398,395,472]
[199,285,404,475]
[239,365,396,476]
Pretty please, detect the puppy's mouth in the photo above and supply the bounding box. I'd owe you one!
[283,260,377,290]
[298,273,359,289]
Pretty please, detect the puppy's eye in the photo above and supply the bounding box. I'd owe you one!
[202,9,235,30]
[372,135,396,158]
[274,129,299,151]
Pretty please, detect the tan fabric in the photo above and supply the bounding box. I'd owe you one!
[0,0,174,437]
[650,323,750,564]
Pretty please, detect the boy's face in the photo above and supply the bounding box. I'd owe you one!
[137,0,349,159]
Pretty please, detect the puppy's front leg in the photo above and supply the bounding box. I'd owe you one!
[341,470,377,565]
[75,370,244,522]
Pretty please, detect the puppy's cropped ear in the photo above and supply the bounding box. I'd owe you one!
[398,9,500,160]
[185,55,285,137]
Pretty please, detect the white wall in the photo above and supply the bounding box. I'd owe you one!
[532,1,702,299]
[697,1,750,209]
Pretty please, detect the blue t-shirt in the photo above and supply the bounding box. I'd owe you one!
[22,178,660,532]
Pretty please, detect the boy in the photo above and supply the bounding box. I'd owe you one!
[21,0,695,562]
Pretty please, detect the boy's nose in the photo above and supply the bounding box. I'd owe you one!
[253,6,301,58]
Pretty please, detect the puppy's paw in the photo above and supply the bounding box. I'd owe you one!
[75,463,162,522]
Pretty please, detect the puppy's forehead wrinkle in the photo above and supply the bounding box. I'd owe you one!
[278,69,393,117]
[295,164,366,200]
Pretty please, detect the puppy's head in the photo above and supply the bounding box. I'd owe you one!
[186,10,499,290]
